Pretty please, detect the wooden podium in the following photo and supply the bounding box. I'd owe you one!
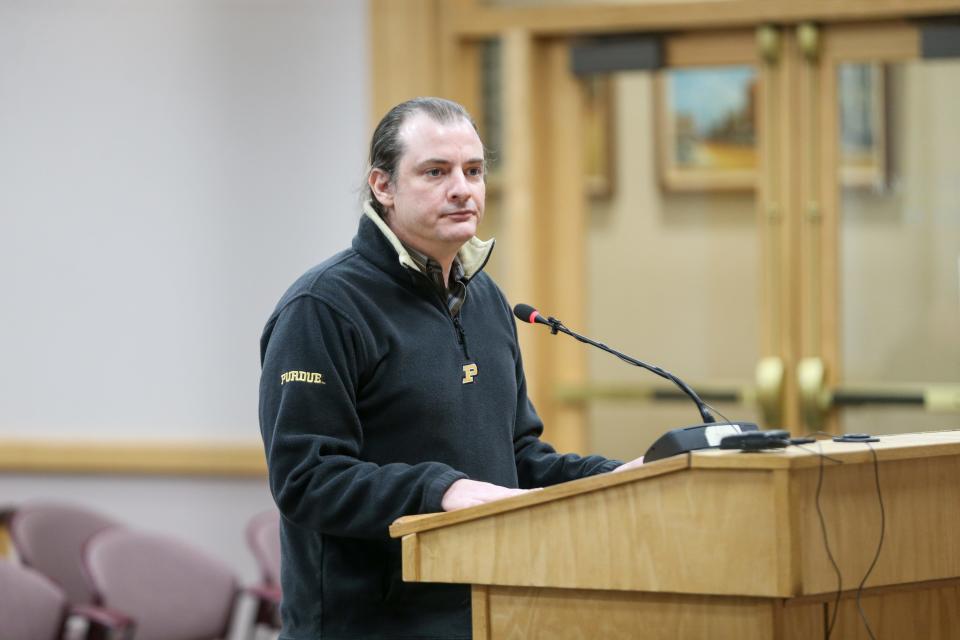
[390,431,960,639]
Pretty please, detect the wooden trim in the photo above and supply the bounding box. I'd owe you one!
[757,27,800,427]
[439,0,484,115]
[368,0,442,128]
[773,468,802,596]
[402,533,421,582]
[447,1,960,38]
[541,39,589,455]
[779,30,804,430]
[390,454,690,537]
[0,438,267,477]
[691,429,960,469]
[664,28,756,67]
[817,32,841,433]
[788,575,960,605]
[820,21,921,61]
[471,585,491,640]
[798,24,823,428]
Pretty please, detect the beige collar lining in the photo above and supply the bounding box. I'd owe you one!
[362,201,494,279]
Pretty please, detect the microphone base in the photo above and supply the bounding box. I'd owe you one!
[643,422,760,463]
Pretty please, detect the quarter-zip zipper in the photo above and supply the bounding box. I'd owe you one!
[452,314,470,359]
[409,268,471,360]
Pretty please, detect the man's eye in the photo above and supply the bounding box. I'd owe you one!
[467,167,483,177]
[426,168,443,177]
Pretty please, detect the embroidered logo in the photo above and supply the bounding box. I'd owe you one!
[462,363,478,384]
[281,371,326,385]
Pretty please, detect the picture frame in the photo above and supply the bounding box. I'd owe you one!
[583,75,615,199]
[838,62,887,190]
[656,65,758,192]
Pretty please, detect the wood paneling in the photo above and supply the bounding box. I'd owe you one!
[369,0,442,129]
[664,28,755,67]
[0,438,266,477]
[794,452,960,595]
[407,467,788,596]
[483,586,777,640]
[828,580,960,639]
[447,1,960,37]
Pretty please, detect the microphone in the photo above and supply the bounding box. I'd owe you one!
[513,303,762,462]
[513,303,553,328]
[513,303,716,424]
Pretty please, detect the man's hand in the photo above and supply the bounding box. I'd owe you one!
[611,455,644,473]
[441,478,530,512]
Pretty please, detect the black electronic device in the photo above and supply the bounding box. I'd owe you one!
[719,429,791,451]
[643,422,761,462]
[513,303,761,463]
[833,433,880,443]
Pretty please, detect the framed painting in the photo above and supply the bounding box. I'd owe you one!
[657,65,758,192]
[838,62,887,190]
[583,74,615,199]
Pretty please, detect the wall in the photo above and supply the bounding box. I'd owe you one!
[0,0,369,585]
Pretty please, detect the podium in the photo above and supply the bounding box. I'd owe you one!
[390,431,960,639]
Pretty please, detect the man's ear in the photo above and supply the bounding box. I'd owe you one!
[368,168,394,210]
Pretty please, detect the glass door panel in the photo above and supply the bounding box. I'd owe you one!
[837,58,960,434]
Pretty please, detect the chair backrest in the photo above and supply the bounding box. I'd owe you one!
[0,558,68,640]
[10,501,118,605]
[245,508,281,587]
[84,528,238,640]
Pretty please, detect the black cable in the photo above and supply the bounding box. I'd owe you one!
[854,443,885,640]
[815,439,844,639]
[703,401,732,425]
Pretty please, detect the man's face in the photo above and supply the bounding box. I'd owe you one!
[370,113,485,261]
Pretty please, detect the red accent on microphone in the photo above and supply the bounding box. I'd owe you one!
[528,310,540,324]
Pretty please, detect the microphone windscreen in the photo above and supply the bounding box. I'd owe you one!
[513,303,539,324]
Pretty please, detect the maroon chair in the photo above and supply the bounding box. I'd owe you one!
[0,557,69,640]
[83,528,239,640]
[245,509,282,628]
[10,502,118,605]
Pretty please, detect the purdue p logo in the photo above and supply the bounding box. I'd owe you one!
[281,370,326,385]
[462,363,478,384]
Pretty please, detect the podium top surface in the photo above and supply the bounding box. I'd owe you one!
[390,429,960,538]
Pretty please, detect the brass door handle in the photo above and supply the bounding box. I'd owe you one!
[755,357,785,427]
[797,357,960,429]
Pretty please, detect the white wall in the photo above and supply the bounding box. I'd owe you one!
[0,0,367,441]
[0,0,369,586]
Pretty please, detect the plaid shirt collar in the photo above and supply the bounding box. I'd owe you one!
[402,244,467,317]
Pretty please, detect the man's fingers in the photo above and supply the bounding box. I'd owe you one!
[441,479,531,511]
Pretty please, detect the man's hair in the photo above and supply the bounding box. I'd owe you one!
[366,97,481,217]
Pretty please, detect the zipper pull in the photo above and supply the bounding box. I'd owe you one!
[452,316,469,358]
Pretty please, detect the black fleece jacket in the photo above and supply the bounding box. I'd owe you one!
[259,210,619,640]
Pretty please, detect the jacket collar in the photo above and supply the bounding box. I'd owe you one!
[359,201,494,280]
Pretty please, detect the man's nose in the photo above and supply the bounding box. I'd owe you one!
[446,169,469,201]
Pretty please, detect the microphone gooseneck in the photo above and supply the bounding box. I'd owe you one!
[512,303,716,424]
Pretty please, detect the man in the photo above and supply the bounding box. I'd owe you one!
[259,97,643,640]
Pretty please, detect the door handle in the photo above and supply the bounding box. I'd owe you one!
[797,357,960,430]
